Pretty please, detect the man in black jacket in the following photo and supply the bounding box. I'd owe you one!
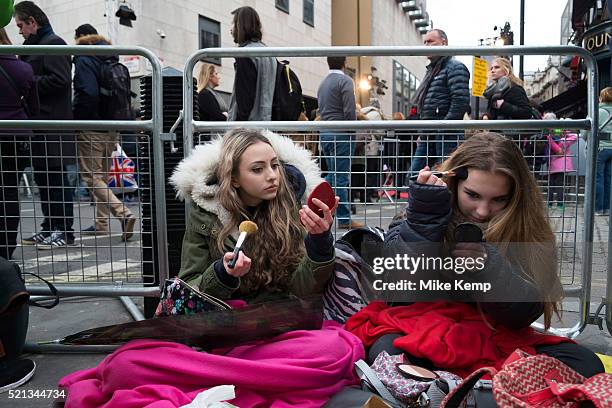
[410,29,470,176]
[14,1,75,249]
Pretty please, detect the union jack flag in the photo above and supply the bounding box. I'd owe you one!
[108,144,138,193]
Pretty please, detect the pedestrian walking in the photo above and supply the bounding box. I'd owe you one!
[14,1,76,249]
[73,25,136,240]
[317,56,363,229]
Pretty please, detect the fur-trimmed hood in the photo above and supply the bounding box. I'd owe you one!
[170,130,323,226]
[76,34,110,46]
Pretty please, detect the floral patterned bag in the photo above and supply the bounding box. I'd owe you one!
[369,351,462,405]
[154,277,231,317]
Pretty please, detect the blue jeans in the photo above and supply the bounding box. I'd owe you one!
[595,148,612,212]
[409,133,461,176]
[320,132,354,223]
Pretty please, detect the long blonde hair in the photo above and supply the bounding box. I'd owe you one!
[493,57,523,87]
[215,129,305,293]
[197,63,216,92]
[439,132,562,329]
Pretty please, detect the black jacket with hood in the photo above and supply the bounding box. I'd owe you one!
[73,34,114,120]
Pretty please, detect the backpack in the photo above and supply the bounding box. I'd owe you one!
[99,59,134,120]
[527,105,542,120]
[271,60,304,121]
[521,133,550,170]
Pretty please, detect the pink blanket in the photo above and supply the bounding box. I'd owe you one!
[59,322,364,408]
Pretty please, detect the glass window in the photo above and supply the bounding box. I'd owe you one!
[198,15,221,65]
[392,60,419,116]
[276,0,289,13]
[303,0,314,26]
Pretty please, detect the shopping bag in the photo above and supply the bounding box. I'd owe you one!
[108,143,138,193]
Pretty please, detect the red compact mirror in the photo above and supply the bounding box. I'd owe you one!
[307,181,336,217]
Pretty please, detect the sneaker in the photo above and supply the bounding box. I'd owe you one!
[80,225,110,236]
[0,359,36,393]
[37,231,75,250]
[21,232,50,245]
[557,203,564,210]
[121,215,136,242]
[547,203,554,208]
[122,195,139,205]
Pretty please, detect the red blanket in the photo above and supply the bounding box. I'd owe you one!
[345,301,572,378]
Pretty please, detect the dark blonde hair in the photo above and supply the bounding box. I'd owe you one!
[197,63,216,93]
[493,57,523,87]
[440,132,562,329]
[231,6,263,45]
[215,129,305,293]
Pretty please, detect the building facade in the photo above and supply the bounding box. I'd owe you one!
[5,0,333,104]
[524,56,572,106]
[541,0,611,117]
[5,0,428,116]
[331,0,427,116]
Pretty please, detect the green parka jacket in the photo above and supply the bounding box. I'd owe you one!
[170,131,335,304]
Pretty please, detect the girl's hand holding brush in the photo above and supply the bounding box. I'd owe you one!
[225,220,258,275]
[223,251,251,277]
[413,166,450,187]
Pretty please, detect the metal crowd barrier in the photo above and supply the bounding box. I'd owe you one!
[0,45,166,351]
[183,45,608,338]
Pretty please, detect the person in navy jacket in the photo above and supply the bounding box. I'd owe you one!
[377,132,604,378]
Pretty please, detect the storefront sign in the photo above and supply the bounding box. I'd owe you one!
[583,25,612,55]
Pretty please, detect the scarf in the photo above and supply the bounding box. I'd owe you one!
[483,76,511,100]
[412,56,449,115]
[206,85,228,113]
[23,24,54,45]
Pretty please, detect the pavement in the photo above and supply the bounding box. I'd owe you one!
[1,195,611,408]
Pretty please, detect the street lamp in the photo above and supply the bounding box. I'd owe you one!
[359,78,372,91]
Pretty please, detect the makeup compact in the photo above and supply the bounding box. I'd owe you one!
[396,363,439,381]
[454,222,484,243]
[307,181,336,217]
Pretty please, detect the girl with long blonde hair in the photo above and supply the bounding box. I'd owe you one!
[196,62,228,121]
[171,128,338,302]
[483,57,533,120]
[368,132,603,378]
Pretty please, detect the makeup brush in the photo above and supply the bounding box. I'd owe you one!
[227,221,259,269]
[408,167,468,182]
[409,170,456,182]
